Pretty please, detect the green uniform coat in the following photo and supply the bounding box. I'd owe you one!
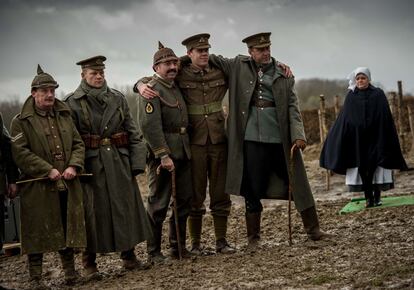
[10,97,86,254]
[209,55,315,212]
[65,85,152,253]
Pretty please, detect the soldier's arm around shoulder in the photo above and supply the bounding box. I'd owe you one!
[137,94,171,158]
[133,76,154,93]
[10,116,53,177]
[62,92,79,124]
[287,77,306,143]
[208,54,239,77]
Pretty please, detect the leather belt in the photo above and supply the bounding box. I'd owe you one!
[164,127,187,135]
[81,132,129,149]
[187,101,223,115]
[251,98,275,108]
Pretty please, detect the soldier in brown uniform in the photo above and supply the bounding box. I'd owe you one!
[137,42,193,262]
[135,34,235,255]
[10,65,86,287]
[65,56,152,277]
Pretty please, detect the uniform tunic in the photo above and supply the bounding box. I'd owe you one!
[137,74,192,251]
[177,64,230,217]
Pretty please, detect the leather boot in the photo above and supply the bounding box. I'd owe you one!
[147,222,168,264]
[374,189,382,206]
[300,206,331,241]
[121,249,150,270]
[59,248,78,285]
[213,215,236,254]
[245,212,261,249]
[169,217,191,259]
[188,215,202,255]
[82,251,100,280]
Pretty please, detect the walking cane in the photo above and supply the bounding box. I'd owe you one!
[157,166,182,260]
[288,144,298,246]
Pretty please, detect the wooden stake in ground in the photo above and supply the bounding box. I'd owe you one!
[319,94,330,190]
[334,95,340,119]
[397,81,406,153]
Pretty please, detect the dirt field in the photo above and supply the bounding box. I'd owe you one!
[0,146,413,289]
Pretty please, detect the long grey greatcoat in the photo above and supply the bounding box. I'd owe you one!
[10,97,86,254]
[209,55,315,212]
[65,85,152,253]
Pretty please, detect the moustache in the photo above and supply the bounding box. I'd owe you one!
[167,69,177,74]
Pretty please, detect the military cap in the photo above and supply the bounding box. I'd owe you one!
[181,33,211,51]
[153,41,178,66]
[31,64,59,89]
[242,32,272,48]
[76,55,106,70]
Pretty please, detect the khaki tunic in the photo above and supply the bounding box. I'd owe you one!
[10,97,86,254]
[177,64,230,217]
[65,85,152,253]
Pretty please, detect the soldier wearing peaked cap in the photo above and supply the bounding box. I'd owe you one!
[136,42,193,262]
[10,65,86,286]
[206,32,332,249]
[64,56,152,276]
[135,34,235,255]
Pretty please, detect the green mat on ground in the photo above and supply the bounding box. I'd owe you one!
[339,195,414,214]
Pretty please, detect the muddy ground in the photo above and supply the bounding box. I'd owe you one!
[0,146,413,289]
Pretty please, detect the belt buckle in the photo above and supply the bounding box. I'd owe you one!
[101,138,111,146]
[203,104,210,115]
[179,127,186,134]
[54,152,64,161]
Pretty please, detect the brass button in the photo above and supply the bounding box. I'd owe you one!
[107,148,111,151]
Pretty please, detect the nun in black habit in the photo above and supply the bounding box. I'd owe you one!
[320,67,408,207]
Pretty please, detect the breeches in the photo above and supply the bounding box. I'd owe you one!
[241,141,289,213]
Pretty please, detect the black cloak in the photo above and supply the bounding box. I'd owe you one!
[320,85,408,175]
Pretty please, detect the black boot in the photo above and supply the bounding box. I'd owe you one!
[169,217,191,259]
[147,222,168,264]
[300,206,332,241]
[364,190,374,208]
[245,212,261,250]
[374,189,382,206]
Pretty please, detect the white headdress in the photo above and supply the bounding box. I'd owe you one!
[347,67,371,91]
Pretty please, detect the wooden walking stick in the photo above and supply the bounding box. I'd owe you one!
[288,143,298,246]
[157,166,182,260]
[16,173,93,185]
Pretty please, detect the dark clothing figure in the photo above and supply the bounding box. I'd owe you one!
[320,68,407,207]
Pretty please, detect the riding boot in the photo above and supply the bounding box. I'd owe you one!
[213,215,236,254]
[147,221,167,263]
[188,215,202,254]
[300,206,331,241]
[245,212,261,249]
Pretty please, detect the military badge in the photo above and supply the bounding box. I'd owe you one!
[145,102,154,114]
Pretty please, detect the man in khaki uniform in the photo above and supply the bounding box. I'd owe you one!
[65,56,151,276]
[137,42,193,262]
[135,34,235,255]
[208,32,330,248]
[10,65,86,287]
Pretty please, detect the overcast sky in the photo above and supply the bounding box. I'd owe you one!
[1,0,413,102]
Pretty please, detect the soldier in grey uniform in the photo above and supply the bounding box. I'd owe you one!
[135,34,235,255]
[64,56,152,277]
[137,42,193,262]
[208,32,331,248]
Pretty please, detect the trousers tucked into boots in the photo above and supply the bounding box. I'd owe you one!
[245,212,261,245]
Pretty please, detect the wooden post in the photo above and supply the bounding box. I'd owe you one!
[397,81,406,153]
[319,94,330,190]
[334,95,340,119]
[318,109,323,144]
[407,106,414,152]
